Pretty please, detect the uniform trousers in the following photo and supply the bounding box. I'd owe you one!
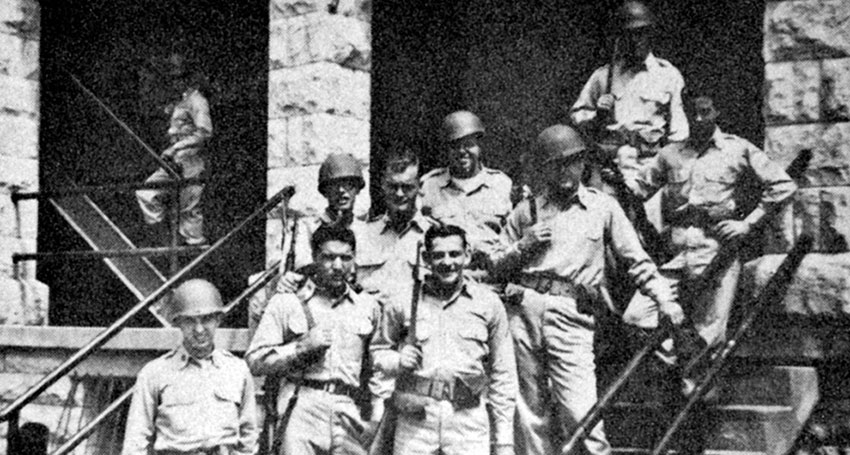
[136,153,205,245]
[393,396,490,455]
[281,387,368,455]
[508,287,611,455]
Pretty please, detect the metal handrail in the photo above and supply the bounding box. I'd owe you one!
[12,178,209,203]
[50,258,284,455]
[13,245,209,263]
[0,186,294,427]
[650,234,814,455]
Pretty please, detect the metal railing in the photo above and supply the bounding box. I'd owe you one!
[50,257,283,455]
[0,185,294,452]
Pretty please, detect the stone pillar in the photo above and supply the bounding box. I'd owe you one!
[266,0,372,267]
[0,0,47,326]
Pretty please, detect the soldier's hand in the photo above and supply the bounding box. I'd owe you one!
[597,94,616,111]
[399,343,422,371]
[297,326,333,355]
[659,301,685,326]
[714,220,751,242]
[277,271,306,293]
[518,223,552,252]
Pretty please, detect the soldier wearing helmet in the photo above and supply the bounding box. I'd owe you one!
[570,1,688,156]
[420,111,513,281]
[122,279,259,455]
[490,125,681,455]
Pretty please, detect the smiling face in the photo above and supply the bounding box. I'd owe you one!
[175,312,221,359]
[312,239,356,293]
[382,164,420,221]
[424,234,468,288]
[448,134,483,179]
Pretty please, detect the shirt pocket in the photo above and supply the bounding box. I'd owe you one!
[455,324,489,361]
[212,385,242,434]
[160,386,201,434]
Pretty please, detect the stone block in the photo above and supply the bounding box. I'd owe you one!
[765,0,850,62]
[763,202,796,254]
[765,123,850,187]
[267,163,370,217]
[0,0,40,39]
[0,275,22,323]
[764,61,820,124]
[271,13,370,71]
[743,252,850,317]
[268,114,369,168]
[0,113,37,160]
[0,155,37,192]
[0,74,38,116]
[822,58,850,121]
[0,235,19,277]
[0,373,82,406]
[0,33,38,79]
[265,217,284,266]
[19,278,47,324]
[336,0,371,22]
[270,0,331,19]
[268,62,370,120]
[1,349,63,374]
[16,198,37,239]
[0,191,15,237]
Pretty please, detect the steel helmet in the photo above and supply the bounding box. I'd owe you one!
[616,1,656,30]
[318,153,365,195]
[169,279,224,322]
[443,111,485,142]
[536,125,588,163]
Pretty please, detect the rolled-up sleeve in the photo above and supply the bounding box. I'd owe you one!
[370,300,405,378]
[570,67,607,126]
[748,142,797,213]
[245,294,299,376]
[486,296,518,448]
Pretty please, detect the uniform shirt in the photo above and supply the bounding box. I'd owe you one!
[629,128,797,224]
[356,210,435,303]
[420,167,512,251]
[121,347,258,455]
[492,185,672,307]
[571,53,688,144]
[246,284,382,395]
[284,210,366,271]
[167,88,213,162]
[371,280,517,447]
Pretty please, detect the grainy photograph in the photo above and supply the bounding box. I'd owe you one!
[0,0,848,454]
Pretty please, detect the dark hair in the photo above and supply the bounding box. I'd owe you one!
[384,148,420,175]
[311,225,356,253]
[424,224,467,251]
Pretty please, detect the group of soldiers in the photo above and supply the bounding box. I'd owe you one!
[120,2,798,455]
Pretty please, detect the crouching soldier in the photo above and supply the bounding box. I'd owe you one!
[122,279,258,455]
[371,224,518,455]
[246,226,384,454]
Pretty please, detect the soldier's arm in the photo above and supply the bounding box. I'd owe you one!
[570,67,606,126]
[245,295,300,376]
[666,71,689,142]
[172,92,213,151]
[743,141,797,228]
[233,364,260,455]
[486,295,519,450]
[120,366,157,455]
[367,301,392,420]
[369,299,406,377]
[488,202,530,275]
[624,151,668,200]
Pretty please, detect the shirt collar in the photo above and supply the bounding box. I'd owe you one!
[686,127,723,151]
[422,278,472,308]
[170,344,221,370]
[445,169,488,195]
[301,279,355,308]
[380,210,428,235]
[540,184,589,210]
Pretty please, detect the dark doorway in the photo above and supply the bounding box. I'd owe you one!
[371,0,764,198]
[39,0,268,327]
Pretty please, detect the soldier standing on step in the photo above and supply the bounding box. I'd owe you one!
[122,279,258,455]
[136,53,212,246]
[246,226,384,454]
[491,125,682,455]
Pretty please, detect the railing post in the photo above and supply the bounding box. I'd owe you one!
[169,180,181,276]
[7,410,19,453]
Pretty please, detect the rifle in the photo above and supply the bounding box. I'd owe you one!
[259,213,300,455]
[369,241,423,454]
[562,149,811,454]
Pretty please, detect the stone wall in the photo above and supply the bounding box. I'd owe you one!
[754,0,850,319]
[265,0,372,267]
[0,0,46,327]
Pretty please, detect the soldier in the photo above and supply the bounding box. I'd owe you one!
[246,226,384,454]
[420,111,513,261]
[122,279,258,455]
[571,1,688,154]
[136,53,212,246]
[491,125,682,455]
[371,224,518,455]
[248,152,367,332]
[621,96,797,387]
[357,148,435,303]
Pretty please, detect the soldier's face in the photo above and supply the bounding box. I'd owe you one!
[687,108,717,143]
[382,165,420,217]
[623,28,652,61]
[313,240,356,291]
[448,135,482,179]
[175,312,221,359]
[424,235,468,287]
[325,178,361,213]
[548,157,585,197]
